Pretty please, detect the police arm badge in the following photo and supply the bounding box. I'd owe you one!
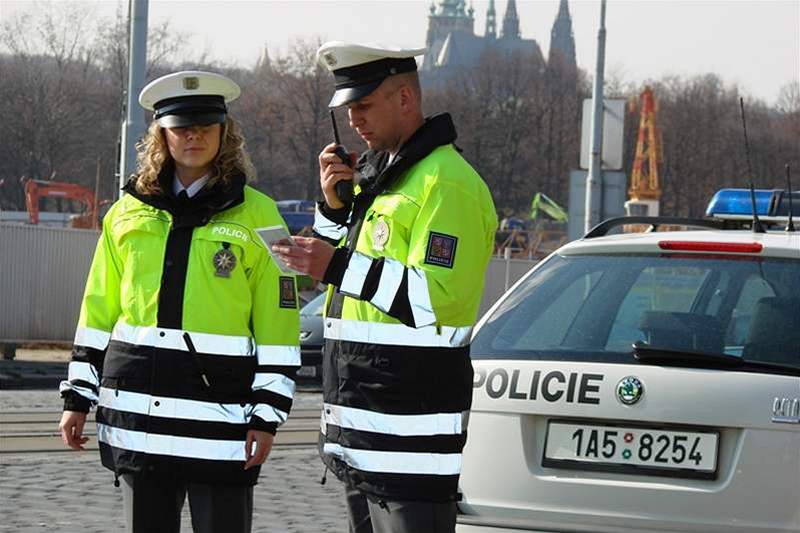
[424,232,458,268]
[279,276,298,309]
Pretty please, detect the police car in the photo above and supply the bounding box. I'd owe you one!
[458,189,800,533]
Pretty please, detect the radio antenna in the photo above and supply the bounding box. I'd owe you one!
[739,97,765,233]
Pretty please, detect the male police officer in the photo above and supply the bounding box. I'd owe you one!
[273,42,497,533]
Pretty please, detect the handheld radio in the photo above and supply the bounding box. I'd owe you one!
[330,110,354,205]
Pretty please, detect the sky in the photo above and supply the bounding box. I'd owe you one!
[2,0,799,104]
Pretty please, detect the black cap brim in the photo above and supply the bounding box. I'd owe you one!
[157,112,226,128]
[328,80,383,108]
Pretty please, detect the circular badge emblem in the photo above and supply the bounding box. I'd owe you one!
[213,248,237,278]
[372,219,390,250]
[616,376,644,405]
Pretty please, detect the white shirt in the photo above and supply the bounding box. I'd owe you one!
[173,172,210,198]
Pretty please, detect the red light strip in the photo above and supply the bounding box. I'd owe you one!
[658,241,763,253]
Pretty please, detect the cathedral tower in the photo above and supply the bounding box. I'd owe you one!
[501,0,520,40]
[485,0,497,40]
[549,0,576,68]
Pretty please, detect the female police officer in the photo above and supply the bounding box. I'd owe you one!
[58,71,300,533]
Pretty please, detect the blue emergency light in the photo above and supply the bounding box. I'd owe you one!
[705,189,774,218]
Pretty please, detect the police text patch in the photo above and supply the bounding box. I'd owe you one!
[279,277,297,309]
[424,232,458,268]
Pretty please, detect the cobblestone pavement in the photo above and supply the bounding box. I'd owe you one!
[0,390,348,533]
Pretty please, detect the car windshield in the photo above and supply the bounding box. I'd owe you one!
[300,291,326,317]
[472,253,800,370]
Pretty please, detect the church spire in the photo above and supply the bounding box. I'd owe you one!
[256,43,272,71]
[549,0,576,68]
[485,0,497,40]
[501,0,520,40]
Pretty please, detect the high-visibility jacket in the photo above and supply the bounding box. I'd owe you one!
[60,171,300,485]
[314,114,498,501]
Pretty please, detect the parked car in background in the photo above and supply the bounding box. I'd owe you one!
[297,291,325,382]
[277,199,315,235]
[457,189,800,533]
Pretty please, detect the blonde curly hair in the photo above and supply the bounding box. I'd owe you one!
[133,116,256,195]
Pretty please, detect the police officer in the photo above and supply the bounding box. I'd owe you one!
[273,43,497,533]
[58,71,300,533]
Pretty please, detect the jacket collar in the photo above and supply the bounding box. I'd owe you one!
[356,112,457,195]
[123,162,246,228]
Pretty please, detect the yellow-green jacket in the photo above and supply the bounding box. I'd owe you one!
[60,171,300,485]
[313,114,498,501]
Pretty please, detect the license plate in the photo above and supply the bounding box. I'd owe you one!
[543,420,719,479]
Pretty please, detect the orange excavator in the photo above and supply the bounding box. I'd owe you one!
[24,179,99,229]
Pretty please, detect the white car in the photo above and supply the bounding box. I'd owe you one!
[458,189,800,533]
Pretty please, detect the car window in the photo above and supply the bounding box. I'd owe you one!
[472,253,800,368]
[605,266,711,352]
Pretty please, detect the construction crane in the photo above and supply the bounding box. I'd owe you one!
[625,86,662,216]
[24,179,98,229]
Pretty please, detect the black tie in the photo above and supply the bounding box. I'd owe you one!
[177,190,190,202]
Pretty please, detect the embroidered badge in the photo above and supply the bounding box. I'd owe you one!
[279,276,297,309]
[372,219,390,251]
[213,243,236,277]
[424,232,458,268]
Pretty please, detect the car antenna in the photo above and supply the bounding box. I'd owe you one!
[786,164,796,232]
[739,97,765,234]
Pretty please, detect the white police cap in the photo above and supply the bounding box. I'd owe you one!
[316,42,426,108]
[138,70,241,128]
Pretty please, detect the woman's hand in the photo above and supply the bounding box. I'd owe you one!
[244,430,274,470]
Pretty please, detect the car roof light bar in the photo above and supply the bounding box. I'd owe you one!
[705,189,774,218]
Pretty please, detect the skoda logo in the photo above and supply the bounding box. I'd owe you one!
[616,376,644,405]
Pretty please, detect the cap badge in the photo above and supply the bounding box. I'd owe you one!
[372,219,390,251]
[213,243,236,278]
[182,76,199,90]
[323,52,337,67]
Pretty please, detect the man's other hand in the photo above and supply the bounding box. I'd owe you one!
[272,237,335,281]
[59,410,89,450]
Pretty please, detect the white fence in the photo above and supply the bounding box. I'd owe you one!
[0,224,99,343]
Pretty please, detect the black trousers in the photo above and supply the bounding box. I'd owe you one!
[121,473,253,533]
[345,484,456,533]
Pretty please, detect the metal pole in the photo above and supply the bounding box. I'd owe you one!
[584,0,606,233]
[119,0,148,197]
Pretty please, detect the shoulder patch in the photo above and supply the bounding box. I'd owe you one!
[424,232,458,268]
[278,276,297,309]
